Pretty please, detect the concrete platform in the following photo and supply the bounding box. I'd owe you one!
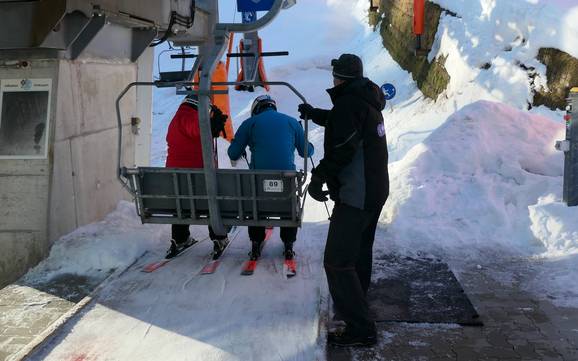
[0,274,106,361]
[1,252,577,361]
[326,258,578,361]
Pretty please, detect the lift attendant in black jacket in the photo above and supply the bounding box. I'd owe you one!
[298,54,389,347]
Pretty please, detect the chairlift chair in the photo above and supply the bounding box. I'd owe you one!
[116,80,311,230]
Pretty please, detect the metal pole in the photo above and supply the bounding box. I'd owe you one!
[197,40,230,236]
[116,81,155,193]
[561,89,578,206]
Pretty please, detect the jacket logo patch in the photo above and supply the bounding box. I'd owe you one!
[377,123,385,137]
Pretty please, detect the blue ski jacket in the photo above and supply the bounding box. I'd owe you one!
[228,109,314,170]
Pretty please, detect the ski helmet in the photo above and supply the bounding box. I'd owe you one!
[182,93,212,109]
[251,95,277,116]
[183,93,199,108]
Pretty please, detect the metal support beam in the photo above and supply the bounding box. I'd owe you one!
[131,28,158,62]
[70,14,106,59]
[560,89,578,206]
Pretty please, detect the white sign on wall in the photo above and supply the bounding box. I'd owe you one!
[0,78,52,159]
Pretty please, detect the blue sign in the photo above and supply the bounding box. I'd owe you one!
[237,0,275,12]
[381,83,396,100]
[242,11,257,23]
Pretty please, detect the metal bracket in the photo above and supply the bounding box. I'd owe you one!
[70,14,106,59]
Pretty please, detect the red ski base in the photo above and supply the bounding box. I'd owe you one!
[200,260,221,274]
[142,260,170,273]
[241,260,258,276]
[284,259,297,278]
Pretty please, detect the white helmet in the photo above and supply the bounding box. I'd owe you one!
[251,95,277,116]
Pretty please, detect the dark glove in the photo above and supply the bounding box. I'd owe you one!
[210,106,228,138]
[298,103,314,120]
[308,174,329,202]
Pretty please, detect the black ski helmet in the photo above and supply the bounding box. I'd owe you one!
[251,94,277,116]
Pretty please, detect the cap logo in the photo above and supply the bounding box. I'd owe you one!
[377,123,385,137]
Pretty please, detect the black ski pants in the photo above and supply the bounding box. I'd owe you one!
[324,203,381,335]
[248,226,297,245]
[171,225,228,244]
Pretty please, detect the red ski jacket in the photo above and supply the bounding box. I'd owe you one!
[165,103,204,168]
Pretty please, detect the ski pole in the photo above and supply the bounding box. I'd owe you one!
[309,157,331,220]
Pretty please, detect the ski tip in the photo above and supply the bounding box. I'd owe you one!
[241,260,258,276]
[283,259,297,278]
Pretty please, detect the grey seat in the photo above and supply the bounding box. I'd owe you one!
[125,167,305,227]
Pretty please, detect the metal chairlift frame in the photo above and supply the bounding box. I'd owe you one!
[116,79,310,230]
[117,0,310,235]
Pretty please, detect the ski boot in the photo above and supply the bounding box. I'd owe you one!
[166,237,195,259]
[283,242,295,260]
[249,241,263,261]
[283,242,297,277]
[211,238,229,260]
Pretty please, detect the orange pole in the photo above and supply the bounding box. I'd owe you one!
[413,0,425,35]
[225,32,234,73]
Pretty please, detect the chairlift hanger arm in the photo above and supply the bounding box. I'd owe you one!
[216,0,284,34]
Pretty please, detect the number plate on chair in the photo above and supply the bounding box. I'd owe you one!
[263,180,284,192]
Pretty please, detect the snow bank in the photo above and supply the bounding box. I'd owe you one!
[25,202,164,281]
[529,195,578,256]
[381,100,566,258]
[430,0,578,108]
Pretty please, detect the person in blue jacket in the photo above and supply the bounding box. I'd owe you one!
[228,95,314,261]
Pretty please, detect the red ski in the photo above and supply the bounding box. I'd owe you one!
[199,227,240,275]
[283,258,297,278]
[264,227,274,241]
[142,237,208,273]
[240,227,273,276]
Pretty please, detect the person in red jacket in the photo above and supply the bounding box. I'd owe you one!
[165,94,229,258]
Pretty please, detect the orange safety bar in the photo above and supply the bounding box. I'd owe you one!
[193,61,235,142]
[235,37,271,92]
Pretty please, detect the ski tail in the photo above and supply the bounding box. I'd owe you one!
[141,236,209,273]
[283,258,297,278]
[265,227,274,241]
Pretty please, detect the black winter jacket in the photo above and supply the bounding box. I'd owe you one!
[309,77,389,210]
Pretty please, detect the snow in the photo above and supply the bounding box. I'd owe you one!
[381,100,565,257]
[23,201,165,283]
[15,0,578,359]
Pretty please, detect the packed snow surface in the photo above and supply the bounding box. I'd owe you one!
[20,0,578,359]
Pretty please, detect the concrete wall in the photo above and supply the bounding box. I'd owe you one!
[0,57,139,287]
[0,60,58,287]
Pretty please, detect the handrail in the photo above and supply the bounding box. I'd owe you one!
[116,80,311,191]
